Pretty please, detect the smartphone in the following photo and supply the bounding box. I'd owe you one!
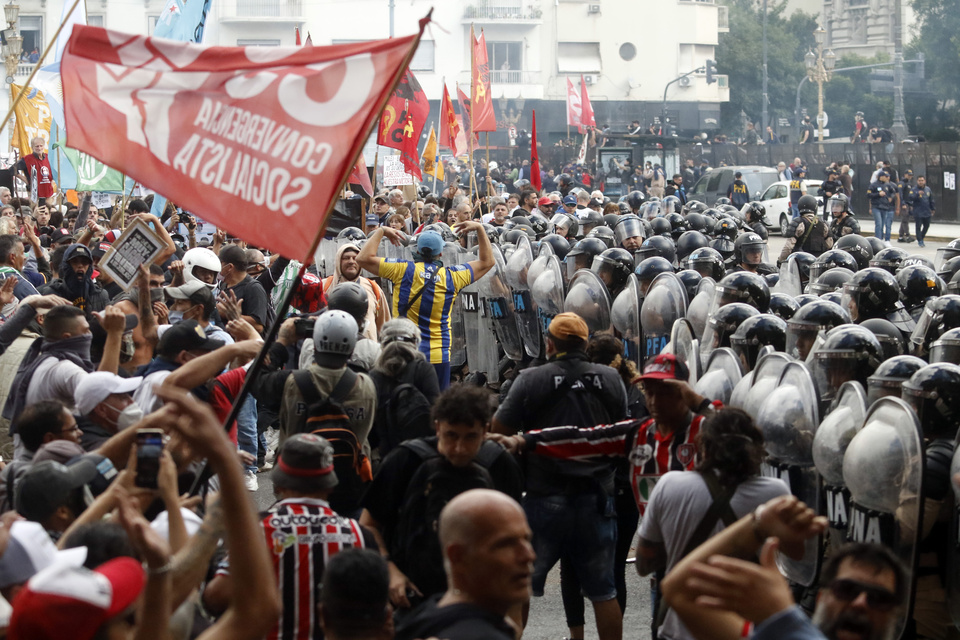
[135,428,164,489]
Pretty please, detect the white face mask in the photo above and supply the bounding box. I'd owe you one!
[105,400,144,431]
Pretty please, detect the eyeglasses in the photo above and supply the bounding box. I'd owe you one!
[60,423,82,434]
[827,579,899,611]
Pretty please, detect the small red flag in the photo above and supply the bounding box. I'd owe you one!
[580,75,595,132]
[471,30,496,132]
[349,153,374,197]
[439,85,460,156]
[566,77,582,131]
[377,69,429,180]
[295,27,301,46]
[304,32,313,47]
[530,110,541,192]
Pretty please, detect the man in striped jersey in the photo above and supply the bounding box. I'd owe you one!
[204,433,376,640]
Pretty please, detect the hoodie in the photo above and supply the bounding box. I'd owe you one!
[321,243,390,341]
[39,244,109,313]
[394,595,515,640]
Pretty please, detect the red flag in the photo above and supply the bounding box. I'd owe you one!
[455,83,478,145]
[349,153,374,197]
[530,110,541,192]
[580,74,595,132]
[61,23,427,260]
[471,30,496,132]
[377,69,429,180]
[304,32,313,47]
[295,27,301,46]
[439,85,460,156]
[566,77,582,130]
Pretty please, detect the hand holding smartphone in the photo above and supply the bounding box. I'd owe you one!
[135,428,165,489]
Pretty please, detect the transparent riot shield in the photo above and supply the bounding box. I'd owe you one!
[949,437,960,628]
[729,370,754,410]
[694,348,743,404]
[686,278,716,340]
[843,398,924,640]
[564,270,613,336]
[479,245,524,362]
[773,255,803,297]
[742,353,793,419]
[642,273,688,362]
[314,238,340,279]
[505,236,542,359]
[443,242,468,369]
[812,382,868,553]
[532,255,566,339]
[537,241,555,259]
[667,319,700,387]
[757,362,823,587]
[612,275,641,368]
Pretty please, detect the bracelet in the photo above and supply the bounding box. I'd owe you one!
[146,560,175,576]
[696,398,712,413]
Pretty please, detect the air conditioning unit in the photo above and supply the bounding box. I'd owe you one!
[588,4,601,13]
[583,74,597,84]
[678,76,691,87]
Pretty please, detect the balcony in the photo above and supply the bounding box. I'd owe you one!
[219,0,304,23]
[463,0,543,23]
[490,69,541,84]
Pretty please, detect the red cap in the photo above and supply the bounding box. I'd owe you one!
[9,557,145,640]
[639,353,690,382]
[538,196,553,207]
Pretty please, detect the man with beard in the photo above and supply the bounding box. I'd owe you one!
[39,244,110,313]
[662,495,903,640]
[321,243,389,341]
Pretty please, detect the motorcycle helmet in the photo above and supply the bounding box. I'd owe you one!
[326,282,370,331]
[182,247,222,289]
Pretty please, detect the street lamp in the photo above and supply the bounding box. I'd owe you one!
[2,2,19,82]
[805,24,835,142]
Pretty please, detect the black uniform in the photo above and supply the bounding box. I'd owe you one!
[829,213,861,241]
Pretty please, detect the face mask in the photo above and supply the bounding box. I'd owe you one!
[168,310,184,324]
[106,401,144,431]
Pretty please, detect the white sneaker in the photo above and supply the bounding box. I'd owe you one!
[244,471,259,492]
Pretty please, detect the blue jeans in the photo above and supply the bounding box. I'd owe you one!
[237,395,258,473]
[874,208,894,241]
[432,362,451,391]
[791,203,799,219]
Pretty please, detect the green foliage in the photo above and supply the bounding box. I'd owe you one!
[907,0,960,133]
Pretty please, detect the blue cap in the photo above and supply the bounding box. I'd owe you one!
[417,230,444,256]
[562,195,577,205]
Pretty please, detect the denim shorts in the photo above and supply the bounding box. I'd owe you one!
[524,492,618,602]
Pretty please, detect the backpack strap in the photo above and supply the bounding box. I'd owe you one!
[399,264,437,317]
[329,368,358,403]
[294,368,357,405]
[532,359,609,424]
[473,440,504,469]
[400,438,441,462]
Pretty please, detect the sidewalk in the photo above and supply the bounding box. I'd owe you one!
[855,217,959,243]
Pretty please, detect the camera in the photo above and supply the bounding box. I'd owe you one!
[294,316,317,338]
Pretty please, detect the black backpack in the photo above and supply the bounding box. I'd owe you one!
[292,368,371,515]
[379,379,434,456]
[389,438,503,598]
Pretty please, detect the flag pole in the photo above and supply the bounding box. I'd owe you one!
[432,76,445,195]
[467,25,478,206]
[0,0,82,137]
[188,11,434,496]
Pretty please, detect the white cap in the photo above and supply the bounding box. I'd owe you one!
[74,372,142,416]
[0,521,87,589]
[149,508,204,543]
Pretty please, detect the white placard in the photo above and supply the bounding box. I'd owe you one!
[91,192,112,210]
[97,218,166,291]
[944,171,956,191]
[382,155,413,186]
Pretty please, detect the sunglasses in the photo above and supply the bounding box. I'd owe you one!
[828,579,899,611]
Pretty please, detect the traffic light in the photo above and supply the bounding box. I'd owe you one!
[706,59,717,84]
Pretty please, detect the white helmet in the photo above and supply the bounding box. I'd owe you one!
[182,248,221,290]
[313,310,358,366]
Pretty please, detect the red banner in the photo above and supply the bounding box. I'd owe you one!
[530,110,541,192]
[376,69,429,180]
[439,84,460,156]
[580,75,595,131]
[348,153,374,197]
[566,77,582,130]
[61,24,426,260]
[471,31,496,132]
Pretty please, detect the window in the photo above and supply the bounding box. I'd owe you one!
[18,16,42,60]
[486,41,522,73]
[678,43,714,74]
[148,15,159,33]
[410,40,434,72]
[87,15,104,27]
[557,42,600,73]
[237,39,281,46]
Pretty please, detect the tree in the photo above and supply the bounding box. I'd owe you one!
[906,0,960,136]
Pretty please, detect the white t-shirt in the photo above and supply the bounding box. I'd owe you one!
[25,358,87,411]
[639,470,789,640]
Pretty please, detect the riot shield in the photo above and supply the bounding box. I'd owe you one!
[686,278,716,340]
[564,270,613,336]
[505,236,542,358]
[756,362,823,587]
[479,245,524,362]
[532,255,566,339]
[459,248,498,380]
[843,397,924,640]
[949,437,960,628]
[741,352,792,419]
[444,242,469,369]
[773,256,803,297]
[668,319,700,387]
[812,382,868,552]
[641,273,688,362]
[537,241,555,259]
[694,348,743,404]
[612,275,641,368]
[314,238,340,279]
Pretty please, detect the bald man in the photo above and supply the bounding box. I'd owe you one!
[395,489,534,640]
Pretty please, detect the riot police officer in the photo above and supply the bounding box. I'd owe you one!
[827,193,860,242]
[779,194,832,263]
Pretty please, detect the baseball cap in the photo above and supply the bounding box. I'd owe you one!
[547,312,588,343]
[588,198,603,208]
[103,229,122,243]
[639,353,690,382]
[562,195,577,206]
[74,372,143,415]
[416,230,444,257]
[538,196,554,207]
[373,194,388,203]
[735,171,742,178]
[49,229,74,246]
[91,242,112,260]
[271,434,339,492]
[878,171,889,178]
[15,460,98,523]
[163,280,214,306]
[8,556,145,640]
[903,169,913,176]
[0,521,87,590]
[157,319,224,357]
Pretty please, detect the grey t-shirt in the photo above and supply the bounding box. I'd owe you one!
[639,470,790,640]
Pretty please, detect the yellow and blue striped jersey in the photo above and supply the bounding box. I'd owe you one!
[376,258,475,364]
